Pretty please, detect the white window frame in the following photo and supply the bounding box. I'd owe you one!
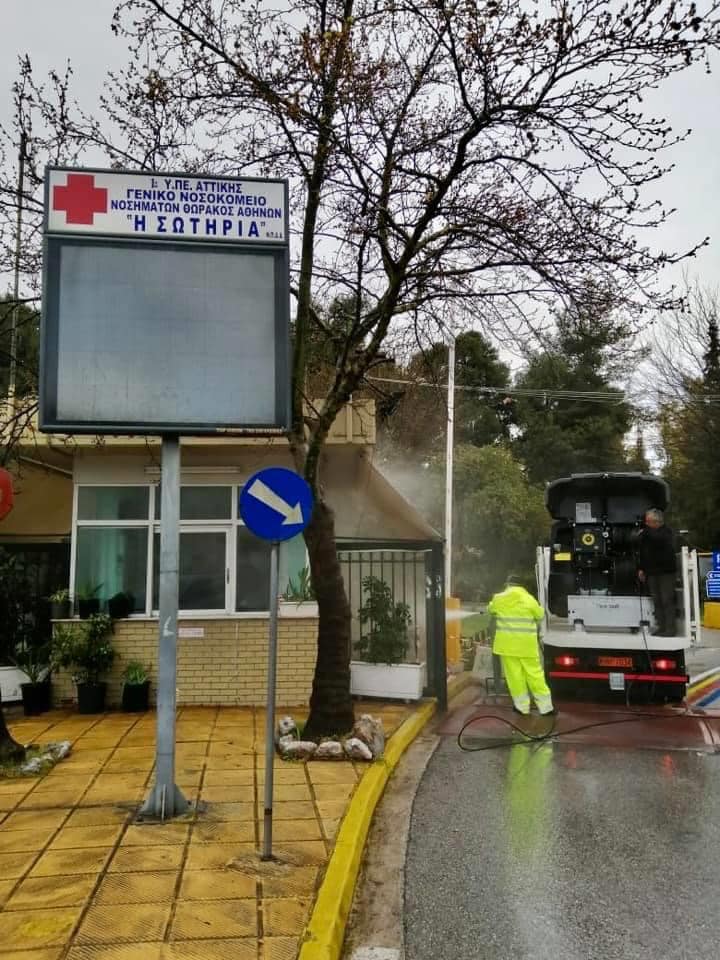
[72,481,302,619]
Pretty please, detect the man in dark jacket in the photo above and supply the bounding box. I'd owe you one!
[637,508,677,636]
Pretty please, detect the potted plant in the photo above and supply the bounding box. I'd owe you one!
[76,582,102,619]
[12,642,53,716]
[121,660,150,712]
[108,591,134,620]
[53,614,115,713]
[48,588,71,620]
[350,575,426,701]
[279,566,319,618]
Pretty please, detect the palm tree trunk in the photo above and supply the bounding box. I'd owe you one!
[0,693,25,763]
[302,498,355,738]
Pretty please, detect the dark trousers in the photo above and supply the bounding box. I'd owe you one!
[647,573,677,636]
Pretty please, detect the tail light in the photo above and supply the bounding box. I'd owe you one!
[652,658,677,671]
[555,655,579,668]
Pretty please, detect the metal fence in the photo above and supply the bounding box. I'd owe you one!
[338,548,429,665]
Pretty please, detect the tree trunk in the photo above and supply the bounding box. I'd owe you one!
[0,693,25,764]
[302,498,355,739]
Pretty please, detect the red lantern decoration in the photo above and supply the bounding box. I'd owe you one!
[0,468,14,520]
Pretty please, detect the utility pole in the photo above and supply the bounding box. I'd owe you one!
[8,131,27,408]
[444,334,456,597]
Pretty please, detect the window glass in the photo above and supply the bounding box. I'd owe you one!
[279,534,308,597]
[236,527,272,612]
[153,531,227,611]
[75,528,148,612]
[77,486,149,521]
[154,486,232,520]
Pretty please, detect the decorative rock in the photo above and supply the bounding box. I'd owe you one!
[352,715,385,758]
[315,739,344,760]
[46,741,72,760]
[278,739,318,760]
[277,716,298,740]
[344,737,373,761]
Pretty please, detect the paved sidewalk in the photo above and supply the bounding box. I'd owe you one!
[0,703,413,960]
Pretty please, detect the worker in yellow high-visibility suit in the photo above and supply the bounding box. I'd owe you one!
[488,574,555,716]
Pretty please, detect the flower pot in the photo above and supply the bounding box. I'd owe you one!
[78,598,101,619]
[122,681,150,713]
[20,681,52,716]
[108,593,134,619]
[77,681,107,714]
[350,661,426,701]
[278,599,319,618]
[50,600,71,620]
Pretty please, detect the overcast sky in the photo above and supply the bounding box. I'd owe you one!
[2,0,719,295]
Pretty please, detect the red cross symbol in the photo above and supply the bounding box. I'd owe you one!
[52,173,108,225]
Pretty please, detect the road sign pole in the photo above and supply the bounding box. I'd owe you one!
[141,434,188,820]
[262,540,280,860]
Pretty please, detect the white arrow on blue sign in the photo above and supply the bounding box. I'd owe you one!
[706,571,720,600]
[239,467,313,542]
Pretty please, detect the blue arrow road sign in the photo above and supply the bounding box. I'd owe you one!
[712,550,720,571]
[239,467,313,542]
[706,571,720,600]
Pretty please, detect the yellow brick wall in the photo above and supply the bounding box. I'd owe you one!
[51,617,318,708]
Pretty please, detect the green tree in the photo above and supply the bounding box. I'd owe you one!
[657,287,720,547]
[451,445,547,599]
[514,292,637,484]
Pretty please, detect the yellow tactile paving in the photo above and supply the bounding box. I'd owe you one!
[94,871,179,905]
[49,824,124,849]
[0,949,63,960]
[108,845,185,873]
[202,801,256,821]
[162,940,258,959]
[120,823,190,846]
[30,847,112,878]
[0,905,83,948]
[261,866,319,899]
[65,807,131,827]
[0,850,41,878]
[4,874,97,910]
[169,898,256,939]
[76,902,173,943]
[3,701,413,960]
[1,809,69,832]
[0,827,56,852]
[262,898,312,936]
[66,942,164,960]
[0,878,15,905]
[263,937,300,960]
[184,842,256,871]
[178,868,255,901]
[190,821,255,843]
[270,801,318,820]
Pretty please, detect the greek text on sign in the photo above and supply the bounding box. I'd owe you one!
[46,168,287,243]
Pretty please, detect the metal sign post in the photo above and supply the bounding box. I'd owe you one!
[262,542,280,859]
[141,435,188,820]
[239,467,313,860]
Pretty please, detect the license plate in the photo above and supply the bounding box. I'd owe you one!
[609,672,626,691]
[598,656,633,668]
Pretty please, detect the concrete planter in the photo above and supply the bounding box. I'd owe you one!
[350,661,426,701]
[278,600,319,619]
[0,666,28,703]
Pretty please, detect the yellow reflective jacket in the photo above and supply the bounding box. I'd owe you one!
[487,585,544,658]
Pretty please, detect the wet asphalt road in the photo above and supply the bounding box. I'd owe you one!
[405,739,720,960]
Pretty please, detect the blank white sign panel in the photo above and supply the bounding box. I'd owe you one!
[52,243,279,428]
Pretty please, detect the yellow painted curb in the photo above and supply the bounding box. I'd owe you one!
[298,700,437,960]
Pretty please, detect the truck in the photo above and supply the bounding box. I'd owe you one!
[536,472,703,703]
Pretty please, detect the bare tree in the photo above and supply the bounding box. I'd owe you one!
[3,0,720,734]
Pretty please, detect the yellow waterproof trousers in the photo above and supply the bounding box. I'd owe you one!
[501,655,554,715]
